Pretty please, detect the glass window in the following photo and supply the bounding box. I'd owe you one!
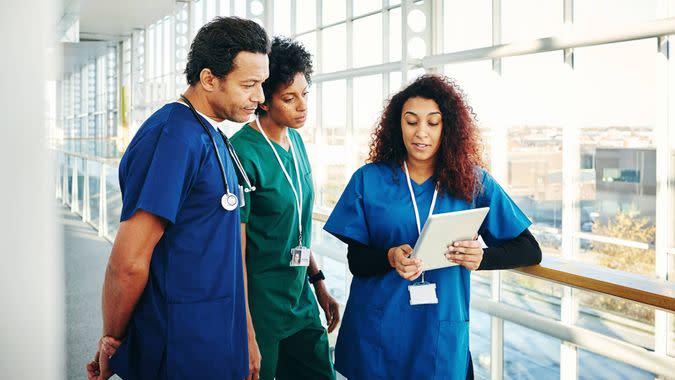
[574,39,657,276]
[163,18,172,77]
[444,60,497,172]
[206,0,217,20]
[443,0,491,52]
[311,220,348,303]
[191,0,204,36]
[322,23,347,73]
[501,271,563,320]
[574,288,654,350]
[273,0,291,36]
[297,82,317,146]
[353,0,381,17]
[106,164,122,239]
[577,349,653,380]
[469,307,491,379]
[218,0,230,16]
[353,74,383,164]
[296,0,317,33]
[388,6,401,62]
[323,0,345,26]
[503,321,560,379]
[503,52,566,255]
[389,71,402,95]
[88,161,101,226]
[319,80,347,208]
[353,14,382,68]
[234,0,246,17]
[501,0,563,43]
[296,32,317,69]
[574,0,659,27]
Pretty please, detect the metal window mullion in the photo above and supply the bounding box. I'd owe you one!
[490,271,503,380]
[290,0,296,36]
[100,164,107,237]
[346,0,355,178]
[560,4,579,368]
[83,160,90,223]
[264,0,274,35]
[400,0,409,80]
[492,0,502,74]
[71,157,78,213]
[382,0,389,97]
[654,0,671,360]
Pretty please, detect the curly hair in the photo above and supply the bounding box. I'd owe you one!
[368,74,484,202]
[256,36,313,115]
[185,17,270,85]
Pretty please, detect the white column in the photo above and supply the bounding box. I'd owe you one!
[0,1,64,379]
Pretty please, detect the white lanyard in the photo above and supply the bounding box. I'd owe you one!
[256,116,304,245]
[403,161,438,234]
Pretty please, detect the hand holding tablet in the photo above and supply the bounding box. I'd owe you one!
[410,207,490,272]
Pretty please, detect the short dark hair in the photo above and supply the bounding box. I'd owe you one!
[256,36,313,115]
[185,17,270,85]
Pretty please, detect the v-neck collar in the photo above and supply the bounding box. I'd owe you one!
[245,123,292,156]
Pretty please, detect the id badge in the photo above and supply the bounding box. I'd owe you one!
[408,282,438,305]
[290,246,310,267]
[238,185,246,208]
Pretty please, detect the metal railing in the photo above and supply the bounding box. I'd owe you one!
[55,149,675,379]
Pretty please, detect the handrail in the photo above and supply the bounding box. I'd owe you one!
[313,210,675,312]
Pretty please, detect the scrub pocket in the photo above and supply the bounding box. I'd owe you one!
[434,320,470,380]
[167,297,234,379]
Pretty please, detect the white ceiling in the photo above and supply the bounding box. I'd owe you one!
[74,0,175,38]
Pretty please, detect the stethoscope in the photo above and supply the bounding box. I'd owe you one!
[180,94,256,211]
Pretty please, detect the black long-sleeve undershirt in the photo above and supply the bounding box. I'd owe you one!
[346,229,542,278]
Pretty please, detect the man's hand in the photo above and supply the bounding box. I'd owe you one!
[245,336,261,380]
[387,244,422,281]
[315,283,341,333]
[86,336,121,380]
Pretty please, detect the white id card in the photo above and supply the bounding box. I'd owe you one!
[290,246,310,267]
[408,283,438,305]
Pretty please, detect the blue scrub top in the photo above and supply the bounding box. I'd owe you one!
[324,162,531,380]
[109,103,248,380]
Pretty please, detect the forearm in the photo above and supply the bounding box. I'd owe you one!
[346,240,393,277]
[101,210,165,339]
[102,261,149,339]
[308,253,328,294]
[478,229,542,270]
[241,224,256,342]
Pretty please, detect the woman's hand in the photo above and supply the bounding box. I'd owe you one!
[315,284,341,333]
[387,244,423,281]
[445,236,483,270]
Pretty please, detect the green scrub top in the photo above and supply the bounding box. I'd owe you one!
[230,124,319,339]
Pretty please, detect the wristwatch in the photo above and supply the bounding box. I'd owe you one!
[308,270,325,284]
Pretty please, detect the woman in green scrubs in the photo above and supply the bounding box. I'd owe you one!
[230,37,339,380]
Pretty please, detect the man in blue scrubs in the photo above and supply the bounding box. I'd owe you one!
[85,17,269,380]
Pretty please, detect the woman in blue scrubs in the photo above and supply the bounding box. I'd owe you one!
[324,74,542,379]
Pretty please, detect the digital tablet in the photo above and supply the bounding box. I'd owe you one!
[411,207,490,272]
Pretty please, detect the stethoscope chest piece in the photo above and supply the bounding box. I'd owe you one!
[221,192,239,211]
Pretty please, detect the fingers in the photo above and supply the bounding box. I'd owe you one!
[100,336,120,358]
[86,351,101,379]
[327,301,340,333]
[448,240,481,249]
[403,267,422,281]
[400,244,413,255]
[446,251,482,270]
